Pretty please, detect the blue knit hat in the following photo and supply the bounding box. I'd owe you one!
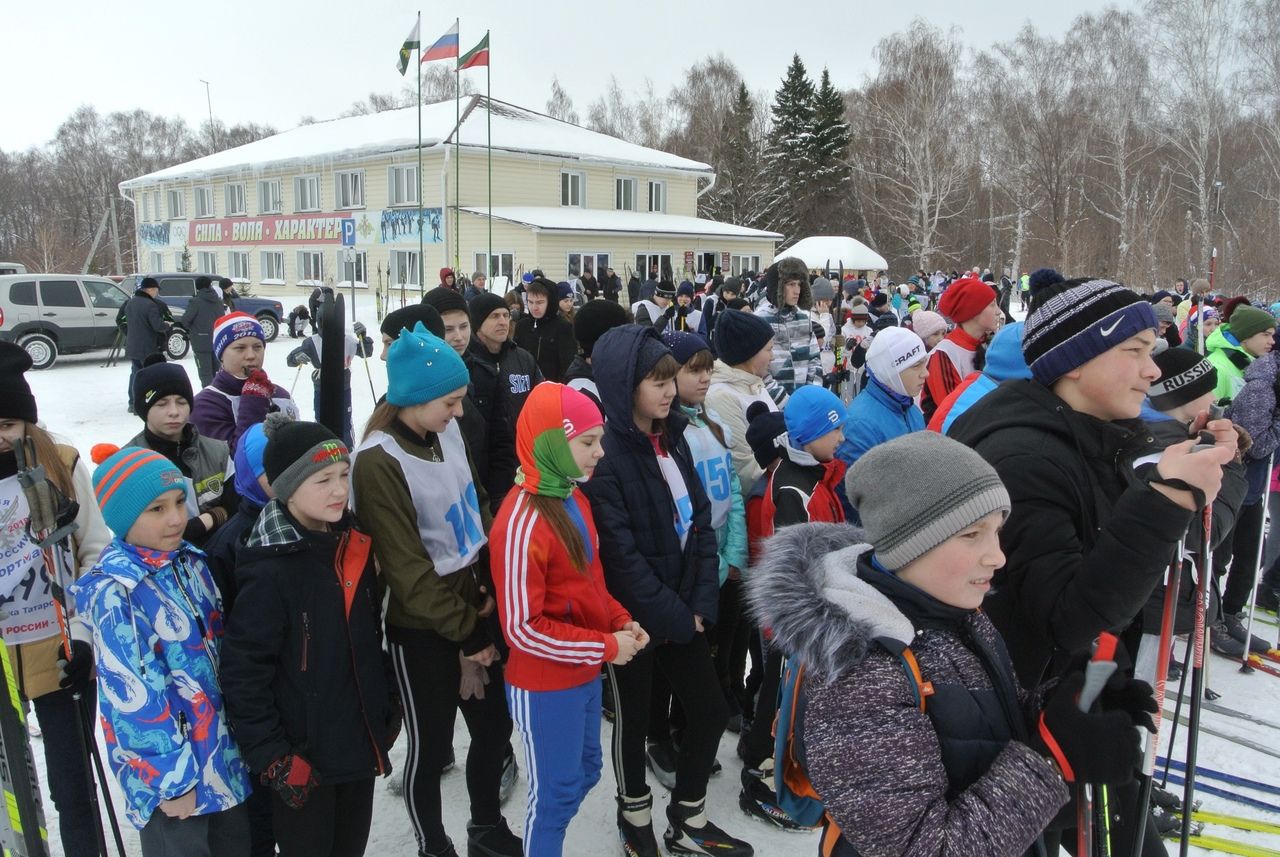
[1023,279,1156,385]
[661,330,710,365]
[233,422,271,507]
[784,385,846,448]
[92,447,187,537]
[677,281,696,298]
[386,322,470,407]
[555,281,574,301]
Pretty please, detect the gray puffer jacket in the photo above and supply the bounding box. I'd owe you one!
[747,523,1069,857]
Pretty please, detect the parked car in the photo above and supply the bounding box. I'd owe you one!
[0,262,27,276]
[0,274,132,368]
[119,273,285,341]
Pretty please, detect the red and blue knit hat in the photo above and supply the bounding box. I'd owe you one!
[92,446,186,537]
[514,383,603,499]
[212,312,265,361]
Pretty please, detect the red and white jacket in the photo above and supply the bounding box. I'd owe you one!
[491,489,632,692]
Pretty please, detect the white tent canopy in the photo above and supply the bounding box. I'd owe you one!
[778,236,888,273]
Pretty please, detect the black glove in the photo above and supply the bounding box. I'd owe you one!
[57,640,93,693]
[1098,675,1157,732]
[262,754,320,809]
[1031,672,1141,785]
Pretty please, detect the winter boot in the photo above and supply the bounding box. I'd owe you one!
[466,818,521,857]
[664,797,754,856]
[1223,610,1270,653]
[1257,584,1280,613]
[645,739,678,790]
[1209,620,1246,658]
[421,841,460,857]
[1151,784,1183,813]
[499,745,519,805]
[738,761,808,831]
[617,793,660,857]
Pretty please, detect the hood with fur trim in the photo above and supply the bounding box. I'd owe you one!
[746,522,913,683]
[764,257,813,310]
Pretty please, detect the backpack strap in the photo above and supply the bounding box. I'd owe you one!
[874,636,934,713]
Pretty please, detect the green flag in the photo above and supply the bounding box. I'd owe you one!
[396,18,420,76]
[458,32,490,70]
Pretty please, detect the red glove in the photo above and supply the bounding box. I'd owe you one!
[241,369,273,399]
[262,754,319,809]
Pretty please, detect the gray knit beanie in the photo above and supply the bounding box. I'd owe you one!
[262,413,350,503]
[845,432,1010,571]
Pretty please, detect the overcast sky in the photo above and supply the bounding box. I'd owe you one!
[5,0,1118,153]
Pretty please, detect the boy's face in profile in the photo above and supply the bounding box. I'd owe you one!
[804,428,844,463]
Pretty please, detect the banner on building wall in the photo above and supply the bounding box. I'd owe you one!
[683,250,694,274]
[720,251,731,272]
[141,207,445,250]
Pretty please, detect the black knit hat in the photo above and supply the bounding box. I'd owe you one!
[381,304,443,339]
[420,286,468,317]
[261,414,349,503]
[133,354,194,419]
[469,292,508,331]
[0,341,36,424]
[1023,279,1157,385]
[1150,349,1217,411]
[714,309,774,366]
[655,280,677,300]
[573,300,629,357]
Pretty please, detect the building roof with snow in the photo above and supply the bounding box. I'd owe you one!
[463,207,781,239]
[121,96,712,188]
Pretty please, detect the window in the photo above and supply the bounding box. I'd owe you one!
[83,280,127,309]
[297,250,324,284]
[647,180,666,213]
[561,171,585,207]
[473,251,515,281]
[150,252,164,271]
[389,250,420,289]
[151,190,161,220]
[225,183,247,216]
[9,282,35,306]
[39,280,85,307]
[228,251,250,282]
[635,253,674,281]
[194,186,215,218]
[261,251,285,283]
[196,251,218,274]
[167,189,186,219]
[294,175,321,212]
[258,179,283,214]
[388,165,419,206]
[141,193,150,222]
[338,250,368,285]
[335,170,365,209]
[615,178,636,211]
[730,254,762,276]
[567,252,610,278]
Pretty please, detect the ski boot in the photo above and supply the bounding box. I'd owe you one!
[739,760,808,831]
[646,739,678,790]
[466,818,521,857]
[618,793,660,857]
[665,797,754,856]
[1222,611,1270,653]
[499,746,519,804]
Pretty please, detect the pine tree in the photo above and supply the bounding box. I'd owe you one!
[701,83,769,230]
[810,68,853,232]
[764,54,817,240]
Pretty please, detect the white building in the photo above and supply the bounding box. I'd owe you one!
[119,96,780,297]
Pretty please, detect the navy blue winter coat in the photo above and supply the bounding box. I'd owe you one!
[582,325,720,643]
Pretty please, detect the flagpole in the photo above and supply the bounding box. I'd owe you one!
[416,10,424,298]
[454,17,461,273]
[486,33,492,284]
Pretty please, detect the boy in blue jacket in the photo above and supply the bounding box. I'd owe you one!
[74,447,252,856]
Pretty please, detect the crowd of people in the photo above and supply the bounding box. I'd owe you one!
[3,255,1277,857]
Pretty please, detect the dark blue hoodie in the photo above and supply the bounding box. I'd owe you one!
[582,325,720,642]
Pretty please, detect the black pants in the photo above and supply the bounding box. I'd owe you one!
[271,778,374,857]
[1223,499,1266,615]
[388,628,511,854]
[245,779,275,857]
[739,640,783,769]
[606,634,727,803]
[139,803,249,857]
[127,358,144,410]
[193,349,215,389]
[710,580,750,715]
[34,687,99,857]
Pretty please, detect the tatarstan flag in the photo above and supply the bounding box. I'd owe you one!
[458,32,490,70]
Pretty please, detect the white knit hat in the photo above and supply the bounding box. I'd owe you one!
[866,328,927,397]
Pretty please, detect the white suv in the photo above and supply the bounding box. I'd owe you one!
[0,274,131,369]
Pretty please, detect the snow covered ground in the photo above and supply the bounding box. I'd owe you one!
[22,296,1280,857]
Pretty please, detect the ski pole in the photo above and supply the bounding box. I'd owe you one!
[1180,492,1216,857]
[1242,454,1275,673]
[288,364,304,396]
[1079,632,1121,857]
[1133,546,1186,857]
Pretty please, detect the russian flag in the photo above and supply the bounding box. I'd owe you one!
[422,21,459,63]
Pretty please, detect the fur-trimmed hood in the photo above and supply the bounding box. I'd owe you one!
[764,257,813,310]
[746,522,913,683]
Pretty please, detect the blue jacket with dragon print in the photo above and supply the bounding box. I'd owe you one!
[73,539,251,828]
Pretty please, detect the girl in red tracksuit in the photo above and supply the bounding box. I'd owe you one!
[490,382,649,857]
